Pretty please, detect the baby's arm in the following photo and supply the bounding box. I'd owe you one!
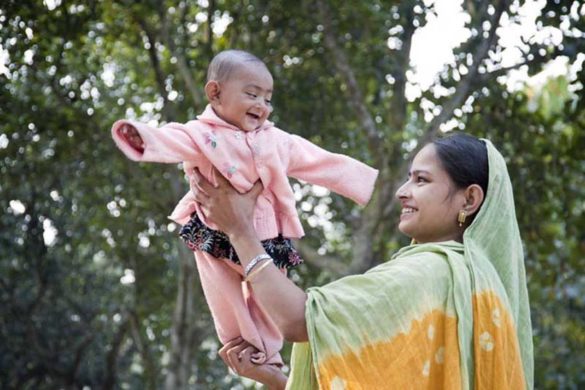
[112,119,201,163]
[286,134,379,205]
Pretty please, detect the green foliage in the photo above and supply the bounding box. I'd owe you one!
[1,0,583,388]
[466,73,585,385]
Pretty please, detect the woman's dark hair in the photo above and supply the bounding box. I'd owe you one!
[432,133,489,198]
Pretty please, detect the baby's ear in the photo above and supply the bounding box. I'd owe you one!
[205,80,221,104]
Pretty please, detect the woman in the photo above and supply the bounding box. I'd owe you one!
[190,133,533,389]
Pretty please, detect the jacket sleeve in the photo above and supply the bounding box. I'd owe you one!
[111,119,202,163]
[286,134,379,206]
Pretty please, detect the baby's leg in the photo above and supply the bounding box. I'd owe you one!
[193,251,283,365]
[242,279,284,365]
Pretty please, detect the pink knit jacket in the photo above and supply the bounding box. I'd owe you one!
[112,105,378,240]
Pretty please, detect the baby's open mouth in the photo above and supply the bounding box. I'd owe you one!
[247,113,260,119]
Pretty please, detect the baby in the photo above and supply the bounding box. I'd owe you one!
[111,49,378,366]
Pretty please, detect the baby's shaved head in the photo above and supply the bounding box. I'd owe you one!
[207,50,269,82]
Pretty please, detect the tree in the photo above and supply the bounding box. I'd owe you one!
[1,0,583,388]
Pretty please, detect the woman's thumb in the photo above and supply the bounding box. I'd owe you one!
[248,180,264,199]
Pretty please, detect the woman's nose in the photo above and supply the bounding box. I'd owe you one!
[395,184,409,199]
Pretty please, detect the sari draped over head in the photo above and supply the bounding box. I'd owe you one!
[286,140,533,389]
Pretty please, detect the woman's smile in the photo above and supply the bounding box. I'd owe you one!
[399,206,417,220]
[395,144,466,243]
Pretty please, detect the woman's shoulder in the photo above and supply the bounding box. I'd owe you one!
[370,253,450,283]
[313,249,454,296]
[305,246,462,323]
[378,242,462,270]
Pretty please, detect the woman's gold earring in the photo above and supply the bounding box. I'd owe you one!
[458,210,467,227]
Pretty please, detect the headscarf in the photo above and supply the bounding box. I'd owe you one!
[286,139,533,389]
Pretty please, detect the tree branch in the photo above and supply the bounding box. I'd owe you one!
[310,0,394,275]
[316,0,382,161]
[67,333,95,386]
[381,0,512,219]
[207,0,215,56]
[164,242,199,390]
[388,5,416,135]
[103,317,130,390]
[368,5,418,256]
[478,49,551,82]
[128,310,158,390]
[133,15,177,121]
[157,4,204,108]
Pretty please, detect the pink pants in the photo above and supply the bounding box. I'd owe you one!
[194,251,284,366]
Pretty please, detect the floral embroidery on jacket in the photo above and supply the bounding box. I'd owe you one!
[223,163,238,178]
[205,131,218,148]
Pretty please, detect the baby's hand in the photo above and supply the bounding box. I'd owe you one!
[121,124,145,152]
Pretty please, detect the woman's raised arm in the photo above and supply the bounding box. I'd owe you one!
[191,168,309,342]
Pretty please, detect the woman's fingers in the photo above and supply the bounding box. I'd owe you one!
[189,169,210,201]
[218,338,248,370]
[233,346,257,374]
[218,337,243,357]
[189,166,263,235]
[192,167,262,200]
[211,166,231,187]
[218,339,287,386]
[195,168,222,195]
[229,346,258,375]
[217,338,261,373]
[190,169,209,194]
[247,179,264,200]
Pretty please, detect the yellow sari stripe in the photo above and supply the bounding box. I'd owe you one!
[317,309,461,389]
[472,290,526,390]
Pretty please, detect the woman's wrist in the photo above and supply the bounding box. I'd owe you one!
[260,366,288,389]
[226,222,257,245]
[227,229,265,267]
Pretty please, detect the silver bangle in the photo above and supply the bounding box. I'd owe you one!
[244,254,272,277]
[245,258,274,282]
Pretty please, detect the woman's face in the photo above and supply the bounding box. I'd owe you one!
[395,144,466,243]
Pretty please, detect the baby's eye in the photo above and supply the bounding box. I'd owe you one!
[246,92,257,98]
[265,99,272,105]
[417,176,428,183]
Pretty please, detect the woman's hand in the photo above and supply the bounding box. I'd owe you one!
[189,168,263,240]
[191,168,309,343]
[219,338,287,389]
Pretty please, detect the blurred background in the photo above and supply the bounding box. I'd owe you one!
[1,0,583,388]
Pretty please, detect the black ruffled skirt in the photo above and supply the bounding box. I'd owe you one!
[179,214,303,269]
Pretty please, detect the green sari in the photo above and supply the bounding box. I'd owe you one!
[286,140,533,389]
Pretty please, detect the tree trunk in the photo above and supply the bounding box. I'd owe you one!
[130,13,204,387]
[164,243,198,390]
[103,317,129,390]
[164,171,200,390]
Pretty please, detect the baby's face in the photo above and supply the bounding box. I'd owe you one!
[213,63,274,132]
